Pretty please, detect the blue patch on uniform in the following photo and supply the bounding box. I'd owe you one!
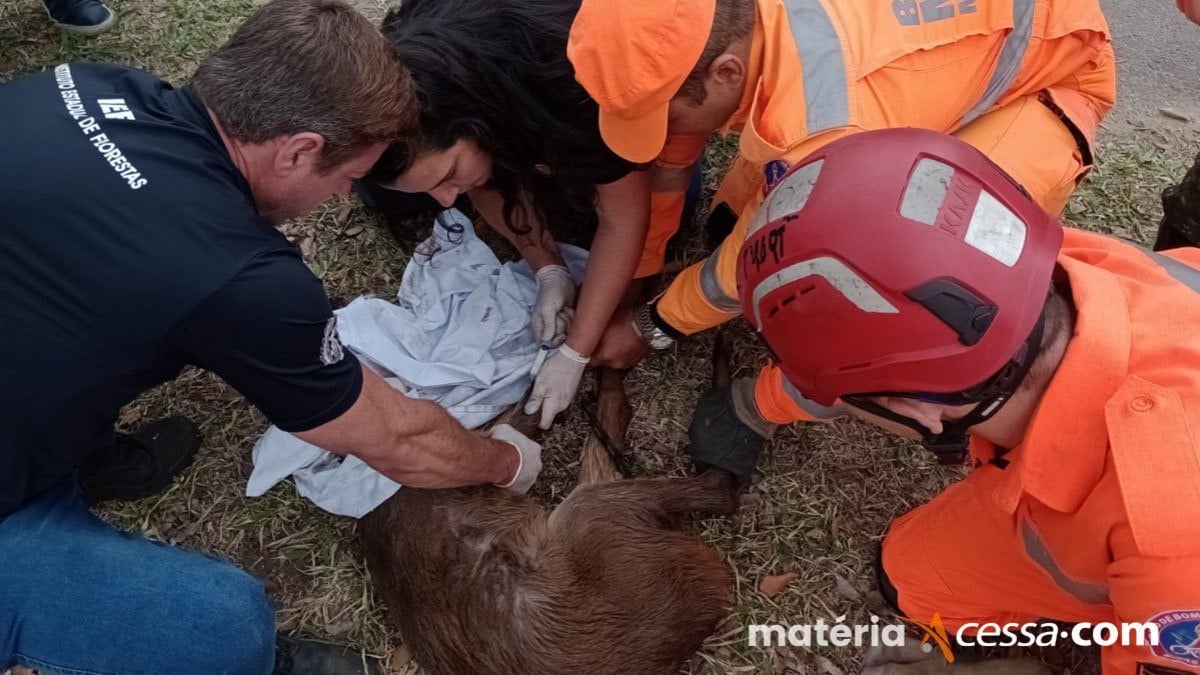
[1151,610,1200,667]
[763,160,790,193]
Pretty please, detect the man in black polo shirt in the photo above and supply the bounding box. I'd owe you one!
[0,0,541,672]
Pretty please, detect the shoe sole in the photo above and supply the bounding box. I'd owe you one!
[83,430,202,503]
[51,7,116,36]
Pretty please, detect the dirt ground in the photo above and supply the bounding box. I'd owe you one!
[1099,0,1200,129]
[2,1,1198,673]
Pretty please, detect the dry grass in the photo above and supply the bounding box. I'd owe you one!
[3,4,1197,674]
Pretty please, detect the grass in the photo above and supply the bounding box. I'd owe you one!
[1065,126,1197,241]
[3,4,1198,673]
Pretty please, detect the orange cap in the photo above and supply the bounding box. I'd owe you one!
[568,0,716,163]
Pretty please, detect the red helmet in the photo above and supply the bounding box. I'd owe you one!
[737,128,1063,408]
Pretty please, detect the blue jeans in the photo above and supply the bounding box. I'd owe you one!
[0,480,276,674]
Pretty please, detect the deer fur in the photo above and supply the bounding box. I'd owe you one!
[359,367,737,675]
[360,470,736,674]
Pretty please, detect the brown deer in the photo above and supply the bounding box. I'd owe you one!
[359,366,738,675]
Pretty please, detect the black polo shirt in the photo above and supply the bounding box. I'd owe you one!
[0,63,363,518]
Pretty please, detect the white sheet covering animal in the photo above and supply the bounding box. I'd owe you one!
[247,210,586,516]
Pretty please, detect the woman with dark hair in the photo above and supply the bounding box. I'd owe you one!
[362,0,653,430]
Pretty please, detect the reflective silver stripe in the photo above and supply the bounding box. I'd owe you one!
[1146,250,1200,292]
[750,257,898,328]
[782,379,847,419]
[784,0,850,132]
[962,0,1037,124]
[700,245,742,313]
[1021,521,1110,605]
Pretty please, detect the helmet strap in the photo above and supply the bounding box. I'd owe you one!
[845,314,1046,465]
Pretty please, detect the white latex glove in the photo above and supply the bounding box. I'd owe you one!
[490,423,542,494]
[524,343,589,429]
[531,265,576,347]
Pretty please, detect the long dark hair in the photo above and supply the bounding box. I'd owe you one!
[361,0,636,243]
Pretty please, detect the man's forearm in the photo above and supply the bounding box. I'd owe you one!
[295,366,519,489]
[360,396,518,488]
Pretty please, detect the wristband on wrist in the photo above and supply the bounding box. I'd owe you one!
[536,264,572,282]
[495,441,524,488]
[558,343,591,364]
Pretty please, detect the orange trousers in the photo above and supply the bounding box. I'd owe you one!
[880,460,1200,673]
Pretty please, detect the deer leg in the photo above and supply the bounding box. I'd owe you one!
[577,367,631,486]
[489,398,542,440]
[553,470,738,535]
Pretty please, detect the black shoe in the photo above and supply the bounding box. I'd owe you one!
[42,0,116,36]
[273,635,385,675]
[78,416,202,504]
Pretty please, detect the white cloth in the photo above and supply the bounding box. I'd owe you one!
[247,209,587,517]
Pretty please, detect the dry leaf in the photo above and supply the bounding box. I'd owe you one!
[343,225,364,237]
[118,406,143,426]
[759,572,798,598]
[816,655,845,675]
[1160,107,1192,122]
[335,203,353,227]
[834,574,861,601]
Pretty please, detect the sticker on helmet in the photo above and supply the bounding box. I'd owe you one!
[763,159,791,193]
[965,191,1028,267]
[900,158,954,226]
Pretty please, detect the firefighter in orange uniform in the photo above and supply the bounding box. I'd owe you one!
[717,128,1200,673]
[569,0,1117,437]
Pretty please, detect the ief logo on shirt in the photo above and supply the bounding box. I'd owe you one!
[97,98,136,121]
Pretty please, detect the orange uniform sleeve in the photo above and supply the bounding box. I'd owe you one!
[1103,553,1200,673]
[637,134,710,279]
[753,362,848,425]
[654,200,755,334]
[754,363,820,425]
[636,189,687,279]
[654,128,862,335]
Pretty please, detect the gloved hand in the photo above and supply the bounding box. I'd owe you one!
[490,423,542,494]
[531,265,576,347]
[524,343,589,429]
[689,378,778,483]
